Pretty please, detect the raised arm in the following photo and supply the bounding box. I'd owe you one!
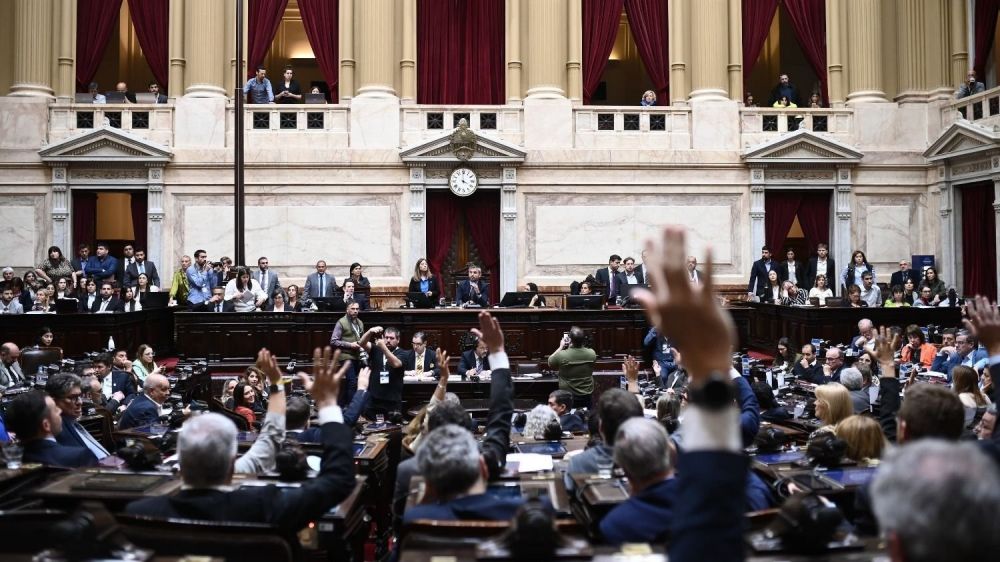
[472,312,513,476]
[428,348,450,406]
[873,326,902,442]
[235,348,287,474]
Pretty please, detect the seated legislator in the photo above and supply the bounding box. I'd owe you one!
[408,258,441,304]
[90,282,124,313]
[402,312,517,523]
[523,282,547,307]
[564,388,643,491]
[0,287,23,314]
[126,347,356,533]
[117,374,170,430]
[614,256,645,300]
[455,264,489,307]
[5,390,96,468]
[194,286,236,312]
[599,418,678,545]
[403,332,440,380]
[265,289,291,312]
[900,326,936,368]
[883,285,911,308]
[48,373,111,463]
[458,336,491,379]
[342,280,369,310]
[792,343,825,384]
[780,281,806,306]
[808,274,834,305]
[547,390,587,432]
[757,270,784,303]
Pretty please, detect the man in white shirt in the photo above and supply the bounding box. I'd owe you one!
[255,256,280,308]
[806,243,836,296]
[0,288,24,314]
[860,272,881,307]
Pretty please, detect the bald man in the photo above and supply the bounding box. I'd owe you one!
[117,374,170,430]
[0,342,24,389]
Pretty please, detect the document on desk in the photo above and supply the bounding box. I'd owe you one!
[506,453,554,473]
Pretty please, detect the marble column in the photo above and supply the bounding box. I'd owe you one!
[669,0,689,105]
[400,0,416,103]
[727,0,742,101]
[500,168,518,295]
[845,0,888,104]
[51,166,69,252]
[525,0,567,98]
[924,0,953,101]
[688,0,729,101]
[825,0,846,106]
[339,0,355,102]
[147,167,166,268]
[224,0,245,98]
[749,168,766,275]
[355,0,396,96]
[54,0,75,101]
[506,0,523,102]
[169,0,185,100]
[895,0,927,103]
[408,167,427,274]
[566,0,582,103]
[949,0,969,89]
[184,0,227,97]
[834,167,853,273]
[10,0,54,97]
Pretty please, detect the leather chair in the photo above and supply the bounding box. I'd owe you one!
[208,397,251,431]
[20,346,63,377]
[117,514,295,562]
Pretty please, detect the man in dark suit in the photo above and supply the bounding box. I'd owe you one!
[403,312,518,523]
[71,243,90,281]
[547,390,587,432]
[109,349,140,407]
[193,286,236,312]
[403,332,440,379]
[254,256,281,308]
[746,246,773,297]
[458,337,491,379]
[5,390,96,468]
[792,343,825,384]
[805,243,836,295]
[303,260,337,300]
[456,264,489,307]
[889,259,921,289]
[342,280,369,311]
[685,256,703,285]
[126,346,356,533]
[90,282,124,313]
[47,373,110,462]
[118,374,170,430]
[776,248,804,287]
[594,254,622,303]
[614,256,645,300]
[123,248,160,288]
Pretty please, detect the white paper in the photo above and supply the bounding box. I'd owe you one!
[505,453,554,473]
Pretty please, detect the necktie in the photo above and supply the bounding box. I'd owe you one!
[100,299,109,312]
[475,358,483,375]
[416,354,424,377]
[216,303,222,312]
[609,271,616,296]
[319,276,324,297]
[139,263,145,275]
[260,271,265,288]
[73,420,109,459]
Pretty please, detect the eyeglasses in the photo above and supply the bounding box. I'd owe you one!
[62,393,83,403]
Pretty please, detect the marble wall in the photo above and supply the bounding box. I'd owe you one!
[0,203,40,268]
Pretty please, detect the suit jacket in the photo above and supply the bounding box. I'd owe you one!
[126,421,355,533]
[402,350,441,379]
[124,260,160,288]
[118,394,161,430]
[747,259,774,294]
[889,269,920,289]
[614,269,646,298]
[78,292,98,312]
[111,369,139,404]
[343,293,369,311]
[777,260,804,286]
[90,296,124,313]
[456,280,490,306]
[407,277,441,303]
[303,272,337,299]
[669,451,747,562]
[559,412,587,432]
[594,267,619,302]
[600,477,678,545]
[193,299,236,312]
[0,361,25,388]
[458,349,491,375]
[54,414,103,462]
[253,269,280,304]
[22,438,97,468]
[805,257,837,296]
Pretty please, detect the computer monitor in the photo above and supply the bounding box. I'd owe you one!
[499,291,534,308]
[313,296,347,312]
[74,93,94,104]
[55,297,80,314]
[104,91,126,103]
[140,292,170,310]
[135,92,157,104]
[304,93,327,104]
[565,294,604,310]
[406,292,436,309]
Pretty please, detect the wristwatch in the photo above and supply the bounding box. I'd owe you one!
[686,372,735,411]
[268,383,283,394]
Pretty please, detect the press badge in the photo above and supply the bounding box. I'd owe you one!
[380,370,390,385]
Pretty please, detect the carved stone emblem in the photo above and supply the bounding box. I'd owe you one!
[450,118,477,161]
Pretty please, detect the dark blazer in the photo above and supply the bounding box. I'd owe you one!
[54,414,102,462]
[402,350,440,379]
[757,285,783,304]
[408,277,441,303]
[458,349,491,376]
[805,257,837,296]
[345,293,369,311]
[303,272,337,299]
[126,421,355,533]
[90,296,124,313]
[193,299,236,312]
[111,369,139,404]
[455,280,489,306]
[78,292,98,312]
[669,451,747,562]
[889,269,920,289]
[124,260,160,288]
[600,477,678,545]
[776,260,804,285]
[559,412,587,433]
[614,269,646,299]
[118,394,161,430]
[792,361,826,385]
[22,438,97,468]
[594,267,619,302]
[747,259,774,294]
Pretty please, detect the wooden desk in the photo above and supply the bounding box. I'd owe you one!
[27,469,183,511]
[0,308,177,357]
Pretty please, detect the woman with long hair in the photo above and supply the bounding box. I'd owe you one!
[286,284,304,312]
[919,267,947,303]
[348,262,371,288]
[835,415,887,462]
[132,344,159,383]
[122,286,142,312]
[36,246,75,286]
[224,267,266,312]
[407,258,440,302]
[900,326,935,368]
[772,337,800,371]
[53,277,73,300]
[841,250,874,294]
[221,378,239,409]
[232,382,258,426]
[758,270,784,303]
[524,282,546,307]
[36,326,54,347]
[814,382,853,430]
[883,285,910,308]
[902,278,918,304]
[953,366,991,429]
[808,274,833,306]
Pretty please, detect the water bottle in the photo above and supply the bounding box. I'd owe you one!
[108,336,115,351]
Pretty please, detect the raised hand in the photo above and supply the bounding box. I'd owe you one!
[965,296,1000,355]
[622,355,640,385]
[357,366,371,391]
[470,311,505,354]
[436,348,450,380]
[633,227,735,382]
[310,346,346,408]
[873,326,899,378]
[255,348,283,385]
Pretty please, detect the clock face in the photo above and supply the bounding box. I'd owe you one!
[449,167,478,197]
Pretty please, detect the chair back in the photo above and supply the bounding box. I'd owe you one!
[208,397,251,431]
[20,346,64,376]
[0,509,70,552]
[117,514,295,562]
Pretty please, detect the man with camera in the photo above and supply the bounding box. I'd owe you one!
[547,327,597,409]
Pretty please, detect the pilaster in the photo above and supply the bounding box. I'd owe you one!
[408,167,427,273]
[339,0,355,102]
[147,167,166,268]
[935,167,956,286]
[993,177,1000,300]
[825,0,846,106]
[525,0,567,98]
[925,0,953,101]
[500,167,518,295]
[567,0,582,103]
[400,0,416,103]
[834,167,853,271]
[51,165,69,251]
[169,0,185,100]
[184,0,227,97]
[506,0,523,102]
[688,0,728,101]
[845,0,888,104]
[10,0,55,97]
[749,167,766,264]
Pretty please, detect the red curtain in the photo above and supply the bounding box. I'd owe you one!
[76,0,124,90]
[782,0,829,105]
[425,191,462,296]
[130,191,148,252]
[72,191,98,251]
[582,0,625,104]
[417,0,504,104]
[464,192,502,305]
[764,192,802,254]
[299,0,339,102]
[126,0,169,91]
[742,0,779,89]
[974,0,1000,79]
[795,191,831,257]
[247,0,289,78]
[624,0,670,105]
[961,184,999,298]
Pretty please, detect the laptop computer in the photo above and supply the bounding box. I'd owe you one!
[135,92,157,104]
[140,292,170,309]
[313,296,347,312]
[566,294,604,310]
[304,93,327,104]
[406,292,436,309]
[74,93,94,104]
[517,363,540,376]
[104,91,126,103]
[499,291,534,308]
[55,297,80,314]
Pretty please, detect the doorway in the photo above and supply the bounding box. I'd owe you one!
[72,190,148,259]
[764,190,831,274]
[960,182,998,298]
[425,190,501,304]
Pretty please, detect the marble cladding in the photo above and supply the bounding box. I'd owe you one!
[0,204,39,267]
[864,205,912,264]
[0,97,49,150]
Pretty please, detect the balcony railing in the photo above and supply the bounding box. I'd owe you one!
[231,103,350,149]
[573,106,692,149]
[740,107,853,144]
[400,106,523,146]
[49,103,175,145]
[946,86,1000,126]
